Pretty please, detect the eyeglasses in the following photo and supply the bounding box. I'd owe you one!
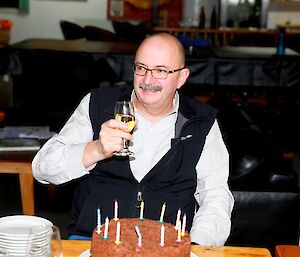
[132,63,185,79]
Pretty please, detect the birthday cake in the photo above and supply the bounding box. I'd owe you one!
[90,218,191,257]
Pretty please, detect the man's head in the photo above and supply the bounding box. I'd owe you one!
[133,33,190,119]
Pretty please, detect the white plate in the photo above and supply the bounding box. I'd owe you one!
[0,234,50,245]
[0,232,51,240]
[0,239,50,249]
[78,249,197,257]
[79,249,90,257]
[1,245,50,256]
[0,215,52,237]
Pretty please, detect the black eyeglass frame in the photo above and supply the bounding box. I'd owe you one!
[132,63,185,79]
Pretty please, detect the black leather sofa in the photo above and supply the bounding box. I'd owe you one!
[208,96,300,253]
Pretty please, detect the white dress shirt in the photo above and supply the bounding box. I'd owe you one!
[32,91,234,246]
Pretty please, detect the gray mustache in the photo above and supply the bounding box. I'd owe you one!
[139,83,162,91]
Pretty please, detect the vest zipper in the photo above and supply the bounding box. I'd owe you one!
[136,191,143,208]
[137,191,143,202]
[130,185,145,217]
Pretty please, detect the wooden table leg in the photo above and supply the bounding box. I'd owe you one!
[19,172,35,215]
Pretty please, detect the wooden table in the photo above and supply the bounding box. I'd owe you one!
[275,245,300,257]
[0,160,34,215]
[0,148,38,215]
[60,240,272,257]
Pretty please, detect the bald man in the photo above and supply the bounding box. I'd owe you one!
[32,33,234,245]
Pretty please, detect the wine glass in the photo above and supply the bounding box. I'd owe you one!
[51,225,63,257]
[114,101,135,157]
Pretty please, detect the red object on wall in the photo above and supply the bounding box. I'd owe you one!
[107,0,182,27]
[0,19,13,30]
[0,111,5,123]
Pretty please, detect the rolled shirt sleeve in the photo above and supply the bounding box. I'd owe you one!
[190,120,234,246]
[32,93,95,185]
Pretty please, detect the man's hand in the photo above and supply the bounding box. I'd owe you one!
[82,119,134,167]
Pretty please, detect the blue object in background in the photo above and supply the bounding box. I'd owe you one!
[177,34,209,48]
[69,235,92,241]
[276,28,286,55]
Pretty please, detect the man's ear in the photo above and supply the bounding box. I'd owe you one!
[177,68,190,90]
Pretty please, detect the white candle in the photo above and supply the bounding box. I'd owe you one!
[175,209,181,230]
[135,225,142,247]
[176,220,182,242]
[181,214,186,237]
[114,200,119,221]
[115,221,121,245]
[160,224,165,247]
[97,208,101,234]
[103,217,109,239]
[135,225,142,238]
[159,203,166,223]
[138,236,142,248]
[139,201,144,220]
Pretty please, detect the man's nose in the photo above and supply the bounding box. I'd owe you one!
[143,70,156,84]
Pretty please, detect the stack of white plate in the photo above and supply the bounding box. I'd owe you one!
[0,215,53,257]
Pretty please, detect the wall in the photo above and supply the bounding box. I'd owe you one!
[0,0,108,44]
[268,2,300,29]
[182,0,218,28]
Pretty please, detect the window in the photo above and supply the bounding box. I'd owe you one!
[0,0,29,13]
[0,0,19,8]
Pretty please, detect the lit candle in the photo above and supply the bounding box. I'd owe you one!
[102,217,109,240]
[114,200,119,221]
[159,203,166,223]
[160,224,165,247]
[97,207,101,234]
[139,201,144,220]
[174,209,181,230]
[135,225,142,248]
[181,214,186,237]
[115,221,121,245]
[176,220,182,242]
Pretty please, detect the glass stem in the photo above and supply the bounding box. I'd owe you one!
[123,138,129,151]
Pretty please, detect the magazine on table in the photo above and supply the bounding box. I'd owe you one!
[0,126,55,139]
[0,126,54,152]
[0,138,41,152]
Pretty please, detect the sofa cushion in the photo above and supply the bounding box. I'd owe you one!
[226,191,300,249]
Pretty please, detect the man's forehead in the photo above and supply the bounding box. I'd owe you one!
[135,62,170,69]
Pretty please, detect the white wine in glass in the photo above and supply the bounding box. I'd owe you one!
[114,101,135,157]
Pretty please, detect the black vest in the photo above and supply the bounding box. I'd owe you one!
[68,87,217,236]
